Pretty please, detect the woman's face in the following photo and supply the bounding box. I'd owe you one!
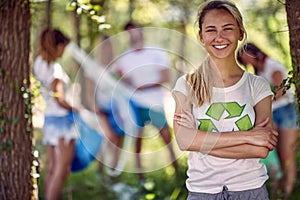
[199,8,243,60]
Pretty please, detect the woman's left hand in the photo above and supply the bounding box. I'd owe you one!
[174,110,196,129]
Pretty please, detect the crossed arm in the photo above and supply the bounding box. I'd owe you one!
[172,91,278,159]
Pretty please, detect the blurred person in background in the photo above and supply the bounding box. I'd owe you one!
[33,28,79,200]
[93,35,125,172]
[115,22,178,183]
[238,42,299,198]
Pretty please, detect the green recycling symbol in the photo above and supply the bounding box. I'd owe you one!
[197,102,252,132]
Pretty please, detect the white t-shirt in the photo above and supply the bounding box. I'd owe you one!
[115,46,170,108]
[33,55,70,116]
[173,71,273,193]
[94,65,113,110]
[259,57,294,110]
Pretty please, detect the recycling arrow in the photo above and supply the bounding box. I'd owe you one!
[197,119,218,132]
[235,114,252,131]
[197,102,252,132]
[206,102,224,120]
[206,102,245,120]
[224,102,245,119]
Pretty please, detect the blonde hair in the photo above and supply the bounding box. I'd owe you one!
[187,0,246,106]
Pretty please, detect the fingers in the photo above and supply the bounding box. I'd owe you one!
[249,125,278,150]
[268,134,278,149]
[272,129,279,136]
[174,111,193,121]
[264,128,279,150]
[174,110,195,129]
[262,134,276,150]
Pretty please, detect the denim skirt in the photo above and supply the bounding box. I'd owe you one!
[43,114,79,146]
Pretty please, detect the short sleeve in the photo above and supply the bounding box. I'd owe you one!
[172,75,189,96]
[53,63,64,79]
[252,75,274,106]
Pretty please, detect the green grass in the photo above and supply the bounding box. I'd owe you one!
[37,155,189,200]
[35,126,189,200]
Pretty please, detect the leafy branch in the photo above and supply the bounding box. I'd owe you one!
[66,0,111,31]
[274,67,300,124]
[278,68,300,94]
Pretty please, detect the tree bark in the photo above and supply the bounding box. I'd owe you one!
[0,0,32,199]
[286,0,300,121]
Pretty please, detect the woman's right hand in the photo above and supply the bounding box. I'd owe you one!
[247,118,278,150]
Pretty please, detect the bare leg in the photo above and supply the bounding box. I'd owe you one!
[277,128,298,197]
[97,113,123,169]
[135,129,144,181]
[44,145,55,197]
[159,127,178,170]
[46,138,75,200]
[111,136,123,169]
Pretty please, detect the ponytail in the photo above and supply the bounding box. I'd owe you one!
[186,57,213,106]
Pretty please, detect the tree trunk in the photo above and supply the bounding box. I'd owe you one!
[0,1,32,199]
[46,0,52,28]
[286,0,300,121]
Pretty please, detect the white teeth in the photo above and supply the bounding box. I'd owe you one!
[214,45,227,49]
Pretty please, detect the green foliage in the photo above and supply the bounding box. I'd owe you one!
[272,66,300,125]
[242,0,290,67]
[66,0,110,31]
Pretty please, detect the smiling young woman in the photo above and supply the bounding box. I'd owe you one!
[172,1,278,199]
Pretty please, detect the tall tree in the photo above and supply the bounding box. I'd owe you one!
[0,0,33,199]
[285,0,300,120]
[46,0,52,28]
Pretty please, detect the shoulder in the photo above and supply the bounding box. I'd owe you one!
[245,71,269,85]
[265,57,287,73]
[175,75,187,85]
[53,62,63,71]
[33,56,45,69]
[144,46,169,57]
[173,74,189,95]
[33,56,49,76]
[117,49,135,63]
[245,72,273,103]
[245,71,271,93]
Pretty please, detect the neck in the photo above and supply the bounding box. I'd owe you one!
[210,57,241,76]
[132,41,144,51]
[209,57,244,88]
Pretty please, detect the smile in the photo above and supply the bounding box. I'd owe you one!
[213,44,228,49]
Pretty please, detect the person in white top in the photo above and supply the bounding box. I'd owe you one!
[172,1,278,199]
[238,42,299,198]
[115,22,178,182]
[33,28,79,200]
